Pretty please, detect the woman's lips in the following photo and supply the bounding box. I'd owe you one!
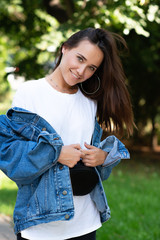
[70,70,80,79]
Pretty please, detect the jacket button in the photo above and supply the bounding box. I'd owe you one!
[42,127,46,131]
[65,214,70,220]
[62,190,67,195]
[59,165,63,170]
[54,137,59,140]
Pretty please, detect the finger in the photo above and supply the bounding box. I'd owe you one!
[82,148,97,157]
[82,159,94,167]
[72,144,81,150]
[81,149,92,155]
[82,155,93,162]
[80,150,85,158]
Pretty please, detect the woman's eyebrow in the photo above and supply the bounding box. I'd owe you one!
[77,53,98,69]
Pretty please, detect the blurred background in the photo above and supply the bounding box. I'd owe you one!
[0,0,160,239]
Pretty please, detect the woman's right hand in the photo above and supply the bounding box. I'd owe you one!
[57,144,85,168]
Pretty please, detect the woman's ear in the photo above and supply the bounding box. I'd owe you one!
[62,45,67,54]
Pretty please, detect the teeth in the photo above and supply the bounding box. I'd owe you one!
[71,71,79,79]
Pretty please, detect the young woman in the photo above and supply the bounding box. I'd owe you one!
[0,28,134,240]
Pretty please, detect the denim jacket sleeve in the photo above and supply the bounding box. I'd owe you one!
[0,122,63,185]
[96,135,130,181]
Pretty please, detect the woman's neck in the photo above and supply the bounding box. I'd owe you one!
[46,68,78,94]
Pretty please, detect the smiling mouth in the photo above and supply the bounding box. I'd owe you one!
[70,70,80,79]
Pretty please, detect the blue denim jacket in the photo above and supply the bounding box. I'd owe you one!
[0,107,130,234]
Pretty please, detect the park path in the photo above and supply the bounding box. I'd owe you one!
[0,214,16,240]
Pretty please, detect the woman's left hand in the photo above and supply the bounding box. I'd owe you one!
[81,142,108,167]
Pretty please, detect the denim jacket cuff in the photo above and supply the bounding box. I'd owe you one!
[99,135,130,167]
[37,131,63,165]
[38,131,63,146]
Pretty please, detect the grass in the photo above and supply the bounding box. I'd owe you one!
[0,91,12,115]
[0,171,17,216]
[0,153,160,240]
[97,152,160,240]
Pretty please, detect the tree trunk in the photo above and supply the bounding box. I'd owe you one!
[42,0,69,23]
[151,116,158,151]
[63,0,75,18]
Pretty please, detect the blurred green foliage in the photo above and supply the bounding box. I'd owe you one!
[0,0,160,146]
[0,36,10,98]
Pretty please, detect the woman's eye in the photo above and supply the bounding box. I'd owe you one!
[90,66,96,71]
[77,56,83,62]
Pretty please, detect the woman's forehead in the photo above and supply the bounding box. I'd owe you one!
[70,40,104,65]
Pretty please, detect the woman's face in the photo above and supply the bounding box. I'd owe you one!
[59,39,104,87]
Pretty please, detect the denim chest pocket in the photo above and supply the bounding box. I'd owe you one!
[18,124,40,141]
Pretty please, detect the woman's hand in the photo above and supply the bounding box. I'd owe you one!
[81,142,108,167]
[57,144,85,168]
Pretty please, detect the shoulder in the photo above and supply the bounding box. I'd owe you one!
[12,78,46,108]
[18,78,45,91]
[14,78,46,97]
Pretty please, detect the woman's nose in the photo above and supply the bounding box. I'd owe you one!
[77,65,86,76]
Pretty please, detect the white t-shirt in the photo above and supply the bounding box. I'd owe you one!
[12,78,102,240]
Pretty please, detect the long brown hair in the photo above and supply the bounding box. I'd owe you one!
[54,28,134,137]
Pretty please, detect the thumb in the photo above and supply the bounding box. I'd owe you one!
[84,142,95,149]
